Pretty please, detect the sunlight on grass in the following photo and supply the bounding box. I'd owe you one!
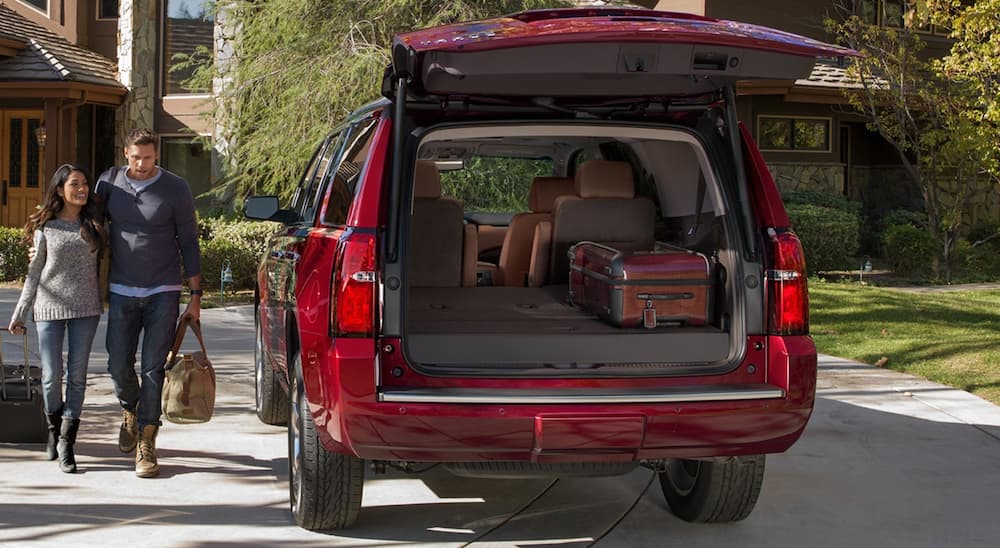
[809,281,1000,405]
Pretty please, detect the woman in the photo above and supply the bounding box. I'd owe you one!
[8,163,106,473]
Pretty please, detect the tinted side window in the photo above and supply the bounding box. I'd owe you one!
[290,135,335,218]
[321,118,378,226]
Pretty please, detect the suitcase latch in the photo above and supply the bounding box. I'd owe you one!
[642,299,656,329]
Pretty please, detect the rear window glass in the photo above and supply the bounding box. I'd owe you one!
[439,156,552,213]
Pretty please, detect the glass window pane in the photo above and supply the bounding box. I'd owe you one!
[98,0,119,19]
[884,0,905,28]
[9,118,22,187]
[26,119,40,188]
[164,0,214,94]
[440,157,553,213]
[323,119,377,226]
[21,0,47,12]
[160,137,212,206]
[793,120,830,151]
[858,0,877,25]
[758,118,793,150]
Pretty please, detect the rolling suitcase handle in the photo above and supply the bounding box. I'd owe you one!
[0,326,47,443]
[0,326,33,402]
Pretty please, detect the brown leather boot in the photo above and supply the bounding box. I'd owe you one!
[135,424,159,478]
[119,408,138,453]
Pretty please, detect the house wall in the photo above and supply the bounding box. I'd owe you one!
[707,0,833,41]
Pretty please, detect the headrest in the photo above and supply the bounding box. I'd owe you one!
[413,160,442,199]
[575,160,635,199]
[528,177,575,213]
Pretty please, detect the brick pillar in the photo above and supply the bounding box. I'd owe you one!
[116,0,158,150]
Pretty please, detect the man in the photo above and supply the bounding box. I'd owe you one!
[96,128,202,478]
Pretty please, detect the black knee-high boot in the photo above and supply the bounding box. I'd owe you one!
[58,419,80,473]
[45,409,62,461]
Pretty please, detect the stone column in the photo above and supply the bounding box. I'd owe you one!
[116,0,158,150]
[212,1,238,207]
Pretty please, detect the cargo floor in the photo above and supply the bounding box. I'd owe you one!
[405,286,731,367]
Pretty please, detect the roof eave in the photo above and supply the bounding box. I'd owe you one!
[0,81,127,106]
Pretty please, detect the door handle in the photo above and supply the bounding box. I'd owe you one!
[2,180,7,206]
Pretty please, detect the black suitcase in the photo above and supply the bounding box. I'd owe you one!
[0,328,47,443]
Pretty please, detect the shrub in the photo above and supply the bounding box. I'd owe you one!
[198,218,279,291]
[200,238,260,292]
[781,190,862,215]
[880,208,927,231]
[966,220,1000,248]
[786,204,860,273]
[210,220,280,260]
[954,222,1000,281]
[883,223,937,278]
[0,227,29,282]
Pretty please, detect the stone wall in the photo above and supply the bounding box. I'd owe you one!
[766,162,844,195]
[770,161,999,228]
[116,0,157,149]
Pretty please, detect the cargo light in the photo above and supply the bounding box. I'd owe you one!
[766,229,809,336]
[331,232,376,337]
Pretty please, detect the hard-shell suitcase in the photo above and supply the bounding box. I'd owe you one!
[568,241,713,328]
[0,328,47,443]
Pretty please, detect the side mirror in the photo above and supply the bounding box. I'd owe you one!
[244,196,301,224]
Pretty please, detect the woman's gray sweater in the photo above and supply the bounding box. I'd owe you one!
[11,218,102,324]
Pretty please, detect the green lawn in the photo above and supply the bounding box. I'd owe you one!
[809,281,1000,406]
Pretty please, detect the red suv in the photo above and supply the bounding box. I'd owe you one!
[245,8,853,531]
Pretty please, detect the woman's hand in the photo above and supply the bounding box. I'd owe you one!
[7,320,25,335]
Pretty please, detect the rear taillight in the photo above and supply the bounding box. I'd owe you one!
[331,231,376,337]
[766,228,809,336]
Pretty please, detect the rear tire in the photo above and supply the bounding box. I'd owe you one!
[658,455,765,523]
[288,351,364,530]
[255,316,288,425]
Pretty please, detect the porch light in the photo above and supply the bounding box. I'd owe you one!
[220,260,234,306]
[859,255,873,283]
[34,124,46,149]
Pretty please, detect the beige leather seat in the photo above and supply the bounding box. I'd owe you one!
[545,160,656,284]
[496,176,575,287]
[407,160,477,287]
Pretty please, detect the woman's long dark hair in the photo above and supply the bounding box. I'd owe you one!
[23,163,108,252]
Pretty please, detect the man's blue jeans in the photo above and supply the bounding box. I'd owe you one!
[36,315,101,420]
[106,291,180,428]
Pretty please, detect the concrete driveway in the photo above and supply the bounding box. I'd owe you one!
[1,288,998,547]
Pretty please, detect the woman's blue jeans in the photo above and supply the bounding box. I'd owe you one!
[106,291,180,428]
[35,315,101,420]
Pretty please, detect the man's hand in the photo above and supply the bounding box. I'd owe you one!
[182,275,203,323]
[182,296,202,323]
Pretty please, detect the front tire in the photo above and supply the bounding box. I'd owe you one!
[658,455,765,523]
[288,351,364,530]
[254,317,288,425]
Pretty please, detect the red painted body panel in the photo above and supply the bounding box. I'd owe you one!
[741,122,790,228]
[293,334,815,461]
[395,8,856,59]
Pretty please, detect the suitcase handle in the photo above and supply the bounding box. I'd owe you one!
[0,327,32,402]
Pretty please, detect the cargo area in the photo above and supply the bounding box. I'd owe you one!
[394,122,760,373]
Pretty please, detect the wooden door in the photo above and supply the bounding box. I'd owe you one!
[1,110,45,228]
